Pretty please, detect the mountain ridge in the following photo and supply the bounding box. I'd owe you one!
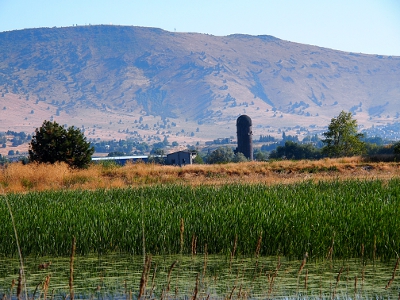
[0,25,399,146]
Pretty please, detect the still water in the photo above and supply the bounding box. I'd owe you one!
[0,253,399,299]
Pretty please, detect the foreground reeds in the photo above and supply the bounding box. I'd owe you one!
[1,157,400,193]
[1,180,399,259]
[3,252,399,300]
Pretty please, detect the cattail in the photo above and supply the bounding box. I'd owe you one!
[327,236,334,268]
[237,284,243,299]
[38,262,52,270]
[191,234,197,257]
[385,257,400,289]
[191,273,199,300]
[354,275,357,300]
[227,286,236,300]
[298,252,308,275]
[268,256,281,298]
[332,266,344,299]
[150,264,157,299]
[166,260,178,294]
[43,275,51,300]
[10,278,15,299]
[361,243,364,262]
[138,254,152,299]
[174,286,179,298]
[180,218,184,254]
[202,244,208,280]
[16,269,22,300]
[255,233,262,258]
[69,236,76,300]
[31,282,41,300]
[230,235,238,270]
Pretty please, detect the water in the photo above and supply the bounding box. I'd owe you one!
[0,254,399,299]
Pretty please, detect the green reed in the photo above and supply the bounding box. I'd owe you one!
[0,179,399,259]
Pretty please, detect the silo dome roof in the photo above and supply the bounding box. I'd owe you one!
[236,115,252,126]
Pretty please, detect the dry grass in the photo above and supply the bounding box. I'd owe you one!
[1,157,400,194]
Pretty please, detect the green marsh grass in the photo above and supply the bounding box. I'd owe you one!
[1,179,400,260]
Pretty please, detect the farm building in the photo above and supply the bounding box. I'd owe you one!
[166,150,196,166]
[91,155,149,165]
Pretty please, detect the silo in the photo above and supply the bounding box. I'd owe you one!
[236,115,253,160]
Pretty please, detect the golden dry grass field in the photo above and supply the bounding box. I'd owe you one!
[1,157,400,194]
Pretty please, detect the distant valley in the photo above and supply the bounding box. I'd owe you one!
[0,25,399,153]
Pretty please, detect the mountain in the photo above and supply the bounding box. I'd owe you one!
[0,25,399,147]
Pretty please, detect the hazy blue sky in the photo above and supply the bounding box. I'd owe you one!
[1,0,399,55]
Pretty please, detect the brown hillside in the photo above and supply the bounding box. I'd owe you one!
[0,25,399,145]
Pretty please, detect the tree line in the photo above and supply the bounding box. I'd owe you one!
[6,111,400,168]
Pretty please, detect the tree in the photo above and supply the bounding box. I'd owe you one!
[269,141,321,160]
[206,146,234,164]
[148,148,165,164]
[394,141,400,155]
[232,152,248,163]
[29,120,94,168]
[322,111,365,157]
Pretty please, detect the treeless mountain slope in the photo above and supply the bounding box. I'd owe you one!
[0,25,399,141]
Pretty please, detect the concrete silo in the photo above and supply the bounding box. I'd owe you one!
[236,115,253,160]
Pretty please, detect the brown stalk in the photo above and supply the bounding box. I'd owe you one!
[326,236,334,269]
[229,235,238,270]
[227,286,236,300]
[138,254,152,299]
[10,279,15,299]
[150,264,157,299]
[332,266,344,300]
[16,269,22,300]
[255,233,262,258]
[69,236,76,300]
[354,275,357,300]
[191,234,197,257]
[298,252,308,275]
[31,282,41,300]
[191,273,199,300]
[43,275,51,300]
[237,284,243,299]
[202,244,208,280]
[166,260,178,294]
[385,257,400,289]
[268,256,281,298]
[361,243,364,263]
[180,218,184,254]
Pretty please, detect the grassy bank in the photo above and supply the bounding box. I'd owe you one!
[1,180,399,259]
[1,157,400,193]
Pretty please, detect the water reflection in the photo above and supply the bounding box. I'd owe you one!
[0,254,399,299]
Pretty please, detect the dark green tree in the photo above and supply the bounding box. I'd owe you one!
[206,146,234,164]
[269,141,321,160]
[232,152,248,163]
[322,111,366,157]
[148,148,166,164]
[29,120,94,168]
[394,141,400,155]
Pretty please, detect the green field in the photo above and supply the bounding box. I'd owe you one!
[1,179,400,259]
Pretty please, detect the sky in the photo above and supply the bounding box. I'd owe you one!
[0,0,400,56]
